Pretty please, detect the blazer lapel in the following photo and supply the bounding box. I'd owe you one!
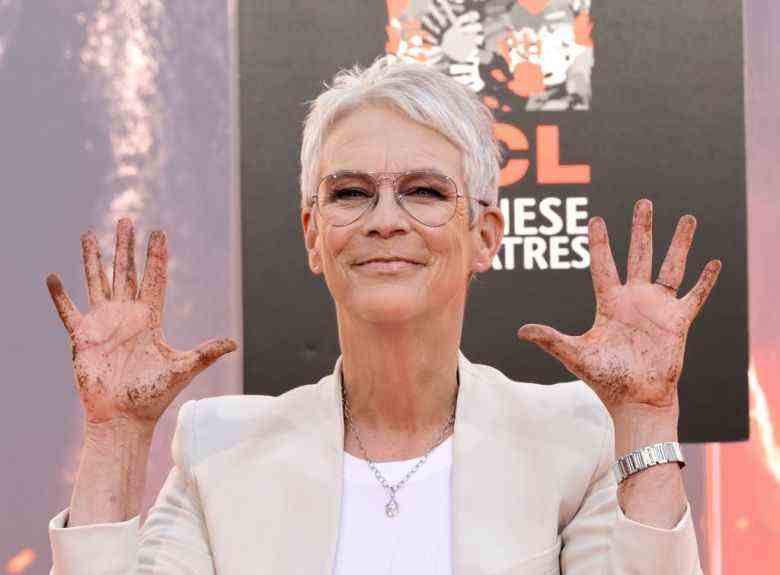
[195,357,346,574]
[452,351,559,575]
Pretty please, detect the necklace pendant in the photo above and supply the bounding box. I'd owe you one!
[385,497,399,517]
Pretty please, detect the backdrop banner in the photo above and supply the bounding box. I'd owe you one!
[240,0,747,442]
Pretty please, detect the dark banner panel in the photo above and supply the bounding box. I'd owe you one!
[240,1,747,441]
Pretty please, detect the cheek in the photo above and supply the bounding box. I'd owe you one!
[318,225,351,266]
[426,229,472,283]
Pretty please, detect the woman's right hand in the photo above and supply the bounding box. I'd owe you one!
[46,217,238,429]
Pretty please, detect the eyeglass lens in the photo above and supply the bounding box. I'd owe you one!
[317,171,458,227]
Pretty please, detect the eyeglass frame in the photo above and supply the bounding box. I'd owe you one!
[309,169,492,228]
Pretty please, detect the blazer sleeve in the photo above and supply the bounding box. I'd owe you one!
[48,399,216,575]
[559,391,704,575]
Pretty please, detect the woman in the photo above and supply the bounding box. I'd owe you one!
[46,56,718,574]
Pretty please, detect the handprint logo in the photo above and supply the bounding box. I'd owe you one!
[385,0,594,111]
[387,0,486,91]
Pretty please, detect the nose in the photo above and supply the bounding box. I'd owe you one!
[360,182,411,238]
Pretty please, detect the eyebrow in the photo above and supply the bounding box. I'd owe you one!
[325,167,452,178]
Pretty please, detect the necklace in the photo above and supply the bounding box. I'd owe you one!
[340,376,458,518]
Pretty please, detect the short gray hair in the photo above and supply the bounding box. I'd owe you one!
[299,55,502,223]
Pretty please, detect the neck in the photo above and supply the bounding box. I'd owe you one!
[336,298,463,461]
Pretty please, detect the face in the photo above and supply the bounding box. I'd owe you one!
[301,105,504,325]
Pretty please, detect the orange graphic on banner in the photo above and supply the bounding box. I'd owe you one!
[483,96,499,110]
[385,0,414,55]
[537,125,591,184]
[384,0,594,111]
[497,31,546,98]
[516,0,551,15]
[385,18,431,57]
[385,0,410,19]
[508,62,546,98]
[493,123,530,187]
[491,68,509,83]
[574,12,594,47]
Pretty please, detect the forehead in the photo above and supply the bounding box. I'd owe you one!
[319,105,463,182]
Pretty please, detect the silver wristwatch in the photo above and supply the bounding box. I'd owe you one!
[612,441,685,485]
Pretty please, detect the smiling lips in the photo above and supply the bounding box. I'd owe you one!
[355,257,421,265]
[354,257,423,271]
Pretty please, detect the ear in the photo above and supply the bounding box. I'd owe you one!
[471,205,504,274]
[301,205,323,275]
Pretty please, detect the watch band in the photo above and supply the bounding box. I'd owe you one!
[612,441,685,485]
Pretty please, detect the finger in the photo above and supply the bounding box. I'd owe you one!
[517,324,579,367]
[46,273,82,337]
[80,229,110,306]
[587,216,621,300]
[680,259,722,320]
[126,225,138,300]
[97,239,111,300]
[458,23,482,33]
[656,214,697,292]
[112,217,137,301]
[138,230,168,324]
[172,338,239,378]
[626,198,653,284]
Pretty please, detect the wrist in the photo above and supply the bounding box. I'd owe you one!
[609,402,679,459]
[69,418,154,527]
[617,463,688,528]
[84,417,156,451]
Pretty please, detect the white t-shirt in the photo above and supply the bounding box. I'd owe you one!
[332,436,454,575]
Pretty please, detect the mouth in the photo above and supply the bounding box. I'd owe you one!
[355,257,421,266]
[353,257,423,272]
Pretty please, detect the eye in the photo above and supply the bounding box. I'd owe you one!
[332,187,371,200]
[405,187,447,199]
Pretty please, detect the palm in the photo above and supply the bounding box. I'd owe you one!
[47,218,237,425]
[518,199,721,412]
[573,284,687,407]
[73,301,178,423]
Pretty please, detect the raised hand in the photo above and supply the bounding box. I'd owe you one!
[46,218,238,427]
[517,199,721,413]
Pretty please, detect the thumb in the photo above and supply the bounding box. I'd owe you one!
[174,337,239,377]
[517,324,579,366]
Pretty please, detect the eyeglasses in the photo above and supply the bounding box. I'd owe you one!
[311,170,490,228]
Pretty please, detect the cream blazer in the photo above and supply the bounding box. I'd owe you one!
[49,350,703,574]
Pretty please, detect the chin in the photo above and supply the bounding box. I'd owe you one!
[347,289,428,324]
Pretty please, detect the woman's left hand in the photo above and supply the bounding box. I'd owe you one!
[517,198,722,414]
